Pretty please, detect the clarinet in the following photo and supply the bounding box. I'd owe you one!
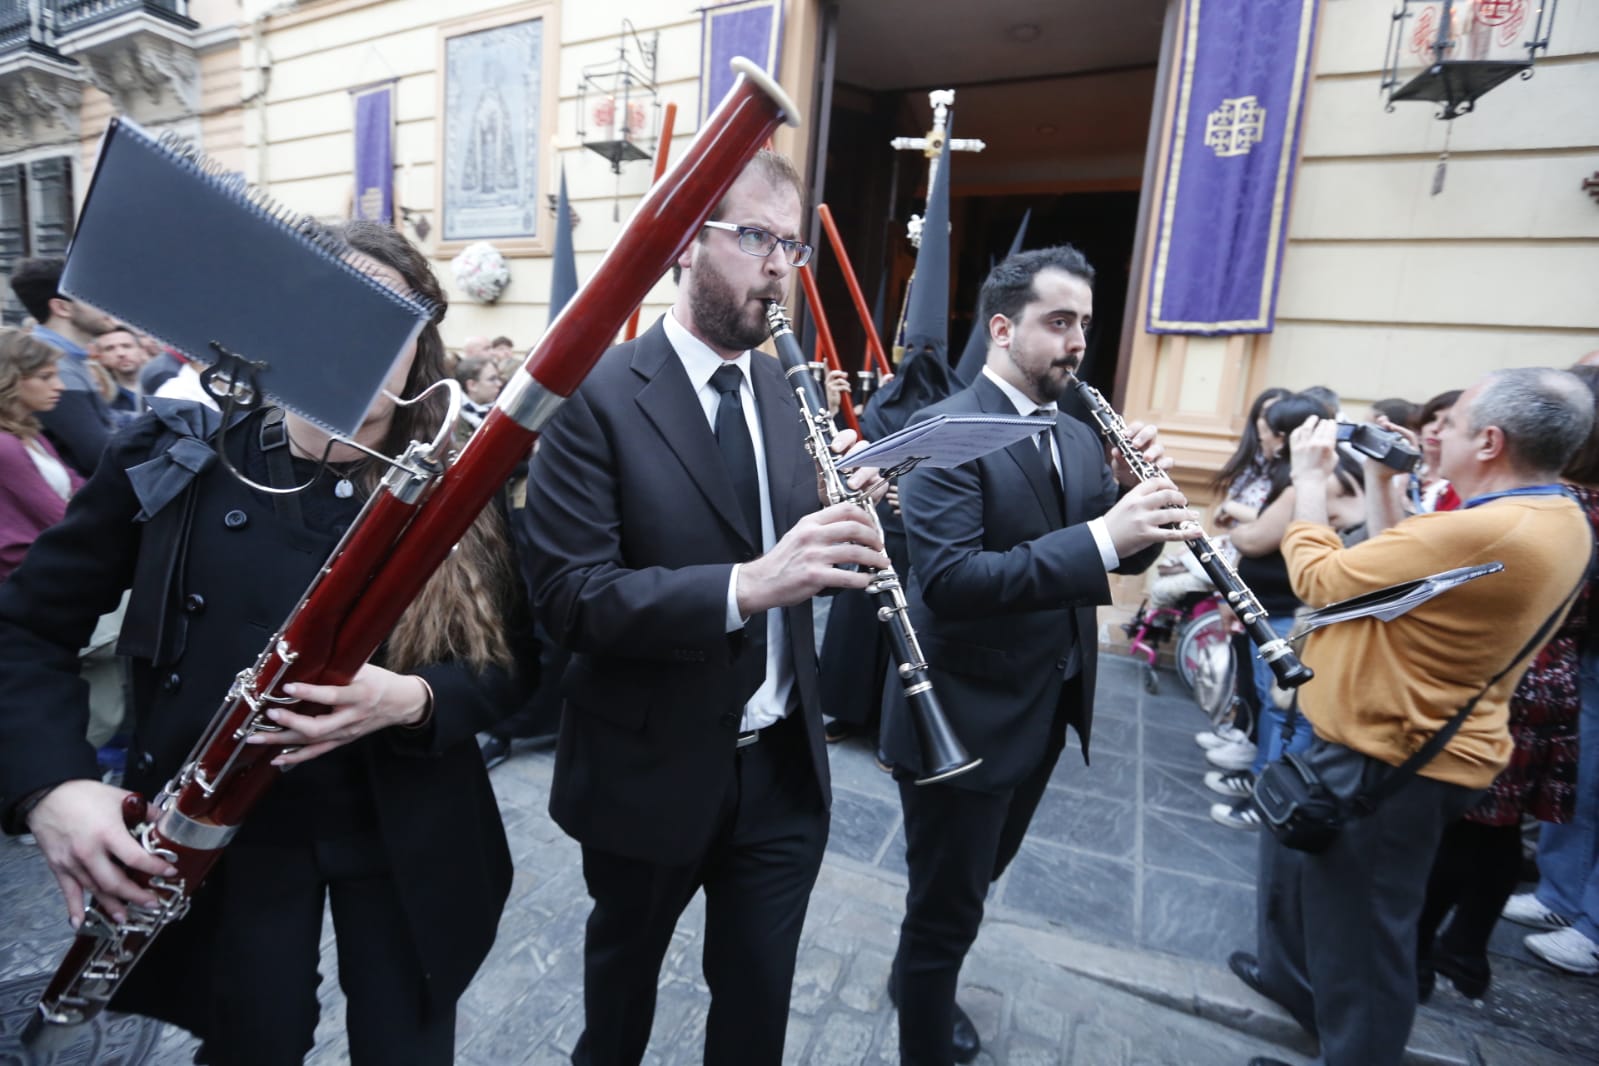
[23,58,802,1049]
[1066,373,1314,690]
[765,301,980,784]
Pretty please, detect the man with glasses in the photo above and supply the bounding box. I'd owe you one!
[521,150,887,1066]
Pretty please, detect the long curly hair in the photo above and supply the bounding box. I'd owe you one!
[331,222,516,674]
[0,328,62,440]
[1212,386,1291,494]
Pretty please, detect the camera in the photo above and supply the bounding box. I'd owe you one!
[1337,422,1421,473]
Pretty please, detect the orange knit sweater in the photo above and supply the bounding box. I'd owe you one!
[1281,495,1589,790]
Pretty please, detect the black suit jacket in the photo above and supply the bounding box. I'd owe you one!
[0,409,520,1028]
[881,374,1160,791]
[522,320,831,865]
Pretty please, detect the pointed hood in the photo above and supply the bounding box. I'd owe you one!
[863,125,956,438]
[955,208,1029,384]
[549,165,578,324]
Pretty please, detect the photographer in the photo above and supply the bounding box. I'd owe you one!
[1229,368,1593,1066]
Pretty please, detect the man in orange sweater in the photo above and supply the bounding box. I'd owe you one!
[1232,367,1594,1066]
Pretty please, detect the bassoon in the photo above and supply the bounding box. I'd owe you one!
[765,300,980,784]
[24,57,802,1047]
[1066,373,1314,690]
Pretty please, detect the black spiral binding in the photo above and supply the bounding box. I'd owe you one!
[137,120,443,323]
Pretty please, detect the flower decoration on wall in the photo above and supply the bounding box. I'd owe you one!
[450,241,511,303]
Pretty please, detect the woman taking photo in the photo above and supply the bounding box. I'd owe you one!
[0,223,531,1065]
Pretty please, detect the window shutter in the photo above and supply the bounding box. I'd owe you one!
[28,156,73,257]
[0,163,27,326]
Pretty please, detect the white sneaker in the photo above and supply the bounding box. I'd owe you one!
[1205,769,1256,798]
[1502,892,1573,931]
[1524,928,1599,975]
[1195,725,1248,751]
[1210,798,1261,830]
[1204,738,1257,771]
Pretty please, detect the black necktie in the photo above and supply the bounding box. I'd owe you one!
[712,363,766,660]
[1035,407,1066,523]
[712,364,764,548]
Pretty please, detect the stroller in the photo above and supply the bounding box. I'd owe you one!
[1121,589,1240,726]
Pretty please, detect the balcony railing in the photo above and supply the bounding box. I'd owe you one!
[0,1,46,55]
[1,0,195,58]
[54,0,192,34]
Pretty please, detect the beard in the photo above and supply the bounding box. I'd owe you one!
[1009,345,1075,404]
[688,252,778,353]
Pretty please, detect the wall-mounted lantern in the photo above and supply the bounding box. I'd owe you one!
[1381,0,1559,120]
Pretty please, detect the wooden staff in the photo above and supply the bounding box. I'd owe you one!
[623,101,680,342]
[816,203,892,377]
[796,264,860,436]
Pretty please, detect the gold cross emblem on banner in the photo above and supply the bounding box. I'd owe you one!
[1205,96,1267,158]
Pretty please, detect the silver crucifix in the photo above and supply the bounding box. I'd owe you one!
[890,89,986,247]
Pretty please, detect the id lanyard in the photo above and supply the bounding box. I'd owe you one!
[1461,484,1570,509]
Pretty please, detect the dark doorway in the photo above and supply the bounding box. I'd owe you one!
[951,191,1140,398]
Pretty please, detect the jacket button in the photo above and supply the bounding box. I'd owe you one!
[162,672,181,691]
[720,711,739,728]
[223,509,248,529]
[137,752,155,772]
[183,593,206,614]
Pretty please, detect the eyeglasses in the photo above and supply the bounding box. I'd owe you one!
[701,221,813,267]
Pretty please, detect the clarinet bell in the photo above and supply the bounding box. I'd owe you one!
[1271,655,1315,689]
[911,698,982,785]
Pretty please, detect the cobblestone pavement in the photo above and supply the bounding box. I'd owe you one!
[3,654,1597,1063]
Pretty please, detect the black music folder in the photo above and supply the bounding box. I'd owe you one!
[60,117,434,437]
[836,413,1048,475]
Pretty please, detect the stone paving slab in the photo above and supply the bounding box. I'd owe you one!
[3,650,1597,1063]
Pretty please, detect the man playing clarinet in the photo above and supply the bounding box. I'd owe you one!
[882,246,1198,1064]
[520,150,887,1066]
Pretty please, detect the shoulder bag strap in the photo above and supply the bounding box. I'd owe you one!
[1353,540,1593,813]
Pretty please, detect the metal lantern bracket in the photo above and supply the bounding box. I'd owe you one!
[1380,0,1560,121]
[576,19,661,174]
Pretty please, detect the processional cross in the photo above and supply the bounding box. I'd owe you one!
[890,89,985,247]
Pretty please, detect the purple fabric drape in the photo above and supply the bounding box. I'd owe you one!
[698,1,784,124]
[352,83,395,224]
[1147,0,1320,335]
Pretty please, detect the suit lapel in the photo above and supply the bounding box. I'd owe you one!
[631,325,757,551]
[975,376,1062,528]
[1054,420,1086,527]
[751,354,807,536]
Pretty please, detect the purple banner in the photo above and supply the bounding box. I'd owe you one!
[699,0,783,124]
[1148,0,1319,334]
[352,82,394,224]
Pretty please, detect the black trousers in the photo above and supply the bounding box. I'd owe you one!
[571,711,828,1066]
[894,695,1071,1066]
[1255,739,1479,1066]
[1417,818,1523,970]
[195,837,454,1066]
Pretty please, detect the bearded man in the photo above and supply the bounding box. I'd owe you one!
[521,150,888,1066]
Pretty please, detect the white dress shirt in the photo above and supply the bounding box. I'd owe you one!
[981,366,1120,570]
[662,310,793,731]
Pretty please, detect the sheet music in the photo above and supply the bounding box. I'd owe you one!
[838,414,1048,472]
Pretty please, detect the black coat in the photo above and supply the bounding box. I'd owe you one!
[881,374,1160,790]
[521,321,832,865]
[0,407,521,1032]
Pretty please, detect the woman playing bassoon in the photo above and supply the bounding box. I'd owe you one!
[0,223,532,1065]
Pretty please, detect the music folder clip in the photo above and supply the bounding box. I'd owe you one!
[1293,562,1505,640]
[835,414,1050,479]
